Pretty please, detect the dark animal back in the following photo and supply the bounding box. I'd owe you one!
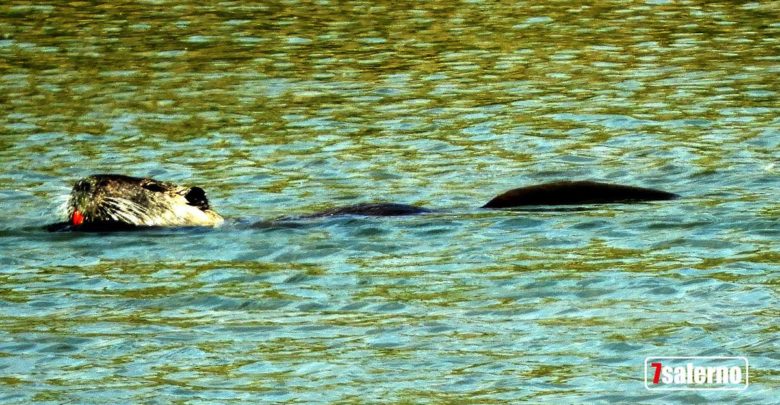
[482,181,679,208]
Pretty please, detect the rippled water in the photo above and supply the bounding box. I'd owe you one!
[1,1,778,403]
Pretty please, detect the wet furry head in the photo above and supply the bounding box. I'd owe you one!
[66,174,224,228]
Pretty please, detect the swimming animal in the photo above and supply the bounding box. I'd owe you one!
[46,174,679,231]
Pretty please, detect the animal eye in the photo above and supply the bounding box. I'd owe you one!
[142,182,166,193]
[74,181,91,192]
[184,187,209,210]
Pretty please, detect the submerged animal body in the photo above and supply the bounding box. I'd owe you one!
[47,174,678,232]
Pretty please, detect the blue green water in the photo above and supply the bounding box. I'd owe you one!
[1,1,778,403]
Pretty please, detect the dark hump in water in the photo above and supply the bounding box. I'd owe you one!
[303,203,431,218]
[482,181,679,208]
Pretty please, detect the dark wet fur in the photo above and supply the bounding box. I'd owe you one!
[482,181,679,208]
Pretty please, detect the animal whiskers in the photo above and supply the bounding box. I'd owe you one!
[99,196,159,225]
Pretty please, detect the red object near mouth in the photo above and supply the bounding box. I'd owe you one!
[71,210,84,226]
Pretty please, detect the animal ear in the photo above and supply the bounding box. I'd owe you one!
[184,187,210,210]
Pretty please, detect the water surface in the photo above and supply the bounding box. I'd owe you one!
[1,1,778,403]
